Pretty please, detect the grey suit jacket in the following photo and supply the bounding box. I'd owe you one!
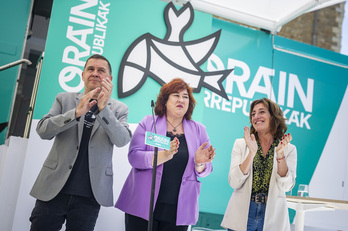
[30,92,132,207]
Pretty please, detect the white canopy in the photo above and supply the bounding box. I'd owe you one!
[165,0,346,33]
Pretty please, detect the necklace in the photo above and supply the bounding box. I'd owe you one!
[167,119,183,132]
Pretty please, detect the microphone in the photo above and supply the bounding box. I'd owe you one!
[148,100,158,231]
[151,100,157,134]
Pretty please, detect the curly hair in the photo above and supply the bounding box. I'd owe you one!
[249,98,287,140]
[155,78,196,120]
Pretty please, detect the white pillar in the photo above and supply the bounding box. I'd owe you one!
[0,136,28,231]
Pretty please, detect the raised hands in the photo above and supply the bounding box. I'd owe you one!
[165,137,180,157]
[276,133,292,158]
[75,88,101,118]
[194,142,216,166]
[156,137,180,166]
[244,126,258,158]
[97,76,113,111]
[75,76,113,119]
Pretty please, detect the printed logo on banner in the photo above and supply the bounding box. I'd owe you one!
[59,1,111,93]
[204,53,314,130]
[117,2,233,99]
[145,131,171,150]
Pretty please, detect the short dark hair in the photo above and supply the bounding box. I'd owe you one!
[249,98,287,140]
[155,78,196,120]
[84,54,112,74]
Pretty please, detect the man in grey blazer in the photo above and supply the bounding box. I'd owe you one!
[29,54,132,231]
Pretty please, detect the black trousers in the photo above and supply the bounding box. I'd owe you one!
[125,213,188,231]
[30,193,100,231]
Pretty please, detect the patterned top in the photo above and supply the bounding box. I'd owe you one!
[251,139,279,195]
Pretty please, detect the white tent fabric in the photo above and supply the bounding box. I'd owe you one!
[165,0,346,33]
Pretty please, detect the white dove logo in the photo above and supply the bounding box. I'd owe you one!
[117,2,233,99]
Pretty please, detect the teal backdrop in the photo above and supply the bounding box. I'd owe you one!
[34,0,212,123]
[0,0,32,144]
[199,19,348,220]
[31,0,348,224]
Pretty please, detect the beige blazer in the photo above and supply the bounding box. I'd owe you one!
[221,138,297,231]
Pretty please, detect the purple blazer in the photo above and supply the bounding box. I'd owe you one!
[115,115,213,225]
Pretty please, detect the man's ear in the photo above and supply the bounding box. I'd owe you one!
[81,71,85,81]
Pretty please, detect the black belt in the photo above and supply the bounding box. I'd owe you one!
[251,193,267,203]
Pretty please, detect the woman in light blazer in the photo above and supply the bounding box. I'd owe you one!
[221,98,297,231]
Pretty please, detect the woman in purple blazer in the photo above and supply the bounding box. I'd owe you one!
[116,78,216,231]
